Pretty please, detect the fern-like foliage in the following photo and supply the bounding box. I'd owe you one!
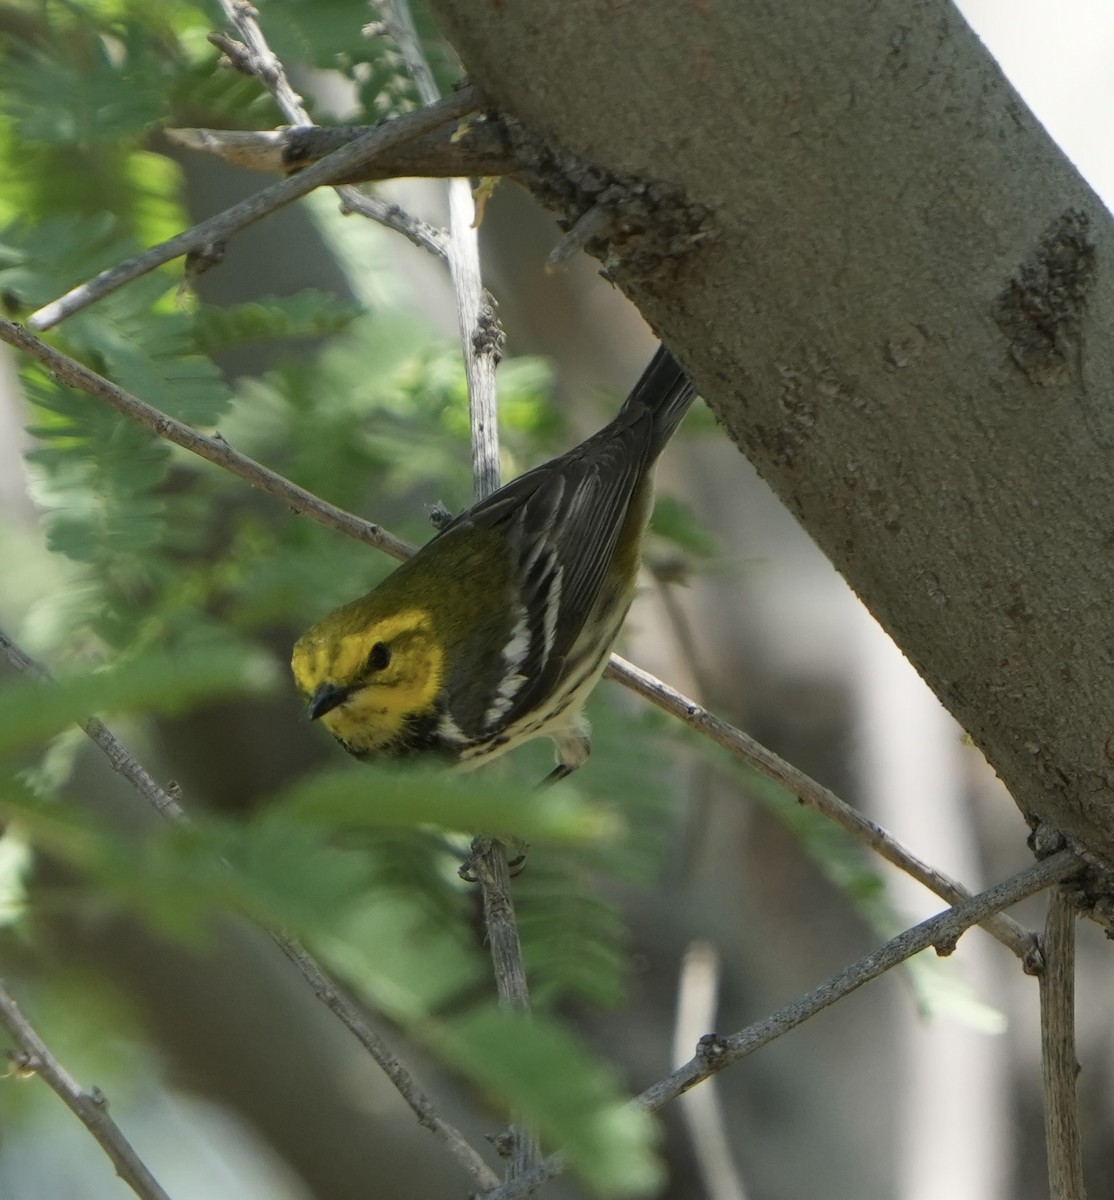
[0,7,695,1195]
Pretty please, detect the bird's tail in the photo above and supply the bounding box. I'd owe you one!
[619,345,697,456]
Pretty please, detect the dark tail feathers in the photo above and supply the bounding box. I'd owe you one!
[619,345,697,456]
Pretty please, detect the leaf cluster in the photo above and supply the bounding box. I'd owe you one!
[0,5,692,1193]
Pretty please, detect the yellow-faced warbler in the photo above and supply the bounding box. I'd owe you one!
[291,345,695,782]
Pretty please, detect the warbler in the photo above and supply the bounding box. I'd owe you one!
[291,345,696,781]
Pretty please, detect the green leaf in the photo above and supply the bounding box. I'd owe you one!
[518,870,628,1008]
[649,494,718,559]
[0,648,276,759]
[440,1007,663,1197]
[193,292,362,352]
[0,827,32,929]
[315,886,485,1019]
[277,764,621,845]
[0,214,139,309]
[2,44,163,148]
[66,277,232,427]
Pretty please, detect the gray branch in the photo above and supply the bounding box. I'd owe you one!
[0,321,1048,969]
[0,318,413,562]
[28,87,479,330]
[1039,889,1087,1199]
[420,0,1114,888]
[609,654,1040,962]
[0,978,174,1200]
[372,0,533,1179]
[212,0,447,258]
[483,848,1081,1200]
[0,628,501,1194]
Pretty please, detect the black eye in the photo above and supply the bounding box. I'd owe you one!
[367,641,391,672]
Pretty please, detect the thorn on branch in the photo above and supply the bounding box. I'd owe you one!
[546,204,615,272]
[695,1034,728,1066]
[207,31,254,75]
[487,1129,516,1159]
[1023,938,1047,976]
[184,241,227,287]
[933,933,960,957]
[8,1049,40,1078]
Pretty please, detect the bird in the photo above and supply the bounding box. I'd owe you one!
[291,345,696,783]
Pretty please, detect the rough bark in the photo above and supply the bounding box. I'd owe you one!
[424,0,1114,910]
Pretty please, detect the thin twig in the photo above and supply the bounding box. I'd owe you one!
[213,0,446,259]
[371,0,502,502]
[646,849,1078,1102]
[481,848,1081,1200]
[372,0,534,1182]
[0,324,1039,965]
[671,941,751,1200]
[0,318,412,561]
[0,630,188,824]
[452,180,503,504]
[607,653,1040,964]
[1039,888,1087,1200]
[465,836,539,1184]
[269,934,501,1192]
[27,87,479,331]
[654,581,751,1198]
[0,628,501,1194]
[0,978,174,1200]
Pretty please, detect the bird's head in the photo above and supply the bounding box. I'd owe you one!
[291,601,444,758]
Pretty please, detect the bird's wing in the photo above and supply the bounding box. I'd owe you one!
[446,407,654,728]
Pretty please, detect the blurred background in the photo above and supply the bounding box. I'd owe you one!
[1,2,1113,1198]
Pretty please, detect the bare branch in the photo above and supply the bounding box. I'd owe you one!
[27,86,480,331]
[0,629,501,1194]
[0,319,413,561]
[212,0,447,259]
[607,653,1040,963]
[164,120,511,184]
[1039,889,1087,1200]
[371,0,502,501]
[671,941,751,1200]
[656,848,1078,1100]
[0,325,1039,970]
[0,630,188,824]
[483,847,1082,1200]
[269,935,501,1191]
[0,978,174,1200]
[372,0,533,1179]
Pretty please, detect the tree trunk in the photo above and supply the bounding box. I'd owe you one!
[427,0,1114,905]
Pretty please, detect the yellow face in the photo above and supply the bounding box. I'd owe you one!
[291,607,444,757]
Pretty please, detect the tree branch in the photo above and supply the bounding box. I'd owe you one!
[0,978,173,1200]
[422,0,1114,882]
[27,86,481,331]
[482,847,1081,1200]
[164,119,512,184]
[0,320,1042,968]
[371,0,535,1180]
[269,935,500,1192]
[0,628,502,1194]
[0,318,412,560]
[608,654,1040,964]
[209,0,448,259]
[1039,888,1087,1200]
